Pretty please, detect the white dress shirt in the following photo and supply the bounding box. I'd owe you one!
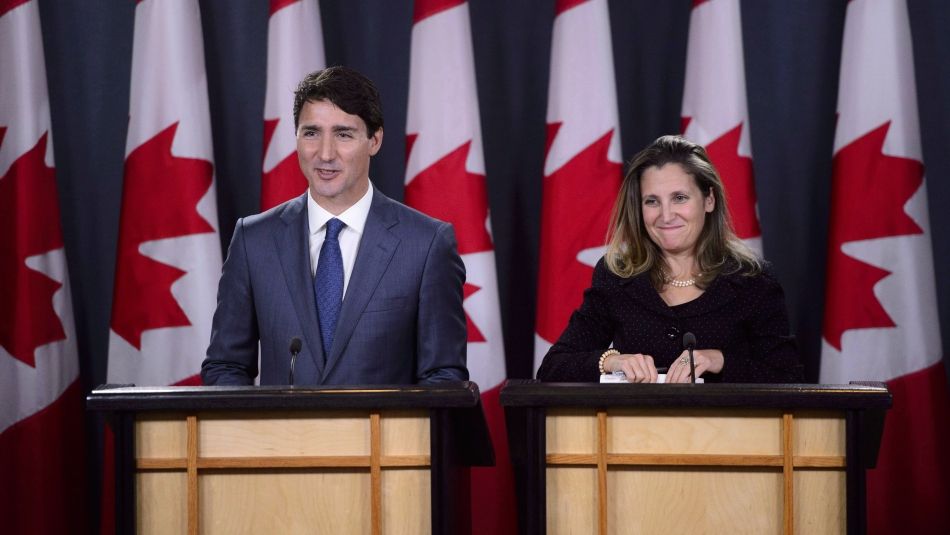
[307,182,373,297]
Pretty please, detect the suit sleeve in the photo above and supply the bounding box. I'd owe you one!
[415,222,469,384]
[201,218,259,385]
[536,259,616,382]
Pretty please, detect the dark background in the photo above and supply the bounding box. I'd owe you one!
[33,1,950,531]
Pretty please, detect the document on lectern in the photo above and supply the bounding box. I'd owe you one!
[599,371,703,384]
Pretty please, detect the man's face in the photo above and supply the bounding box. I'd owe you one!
[296,99,383,215]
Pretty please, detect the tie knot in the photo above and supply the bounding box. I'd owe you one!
[325,218,345,240]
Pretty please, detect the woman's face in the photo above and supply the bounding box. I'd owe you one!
[639,163,715,257]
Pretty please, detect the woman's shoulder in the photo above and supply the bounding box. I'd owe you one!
[717,258,783,294]
[593,256,649,288]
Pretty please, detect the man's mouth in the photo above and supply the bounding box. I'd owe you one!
[316,168,341,179]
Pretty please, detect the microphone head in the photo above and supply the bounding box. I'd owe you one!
[682,332,696,350]
[289,337,302,355]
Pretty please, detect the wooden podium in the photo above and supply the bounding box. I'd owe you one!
[88,382,493,535]
[501,380,890,535]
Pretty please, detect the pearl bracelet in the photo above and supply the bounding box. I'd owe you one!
[599,349,620,374]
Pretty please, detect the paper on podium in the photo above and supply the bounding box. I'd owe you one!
[599,371,703,384]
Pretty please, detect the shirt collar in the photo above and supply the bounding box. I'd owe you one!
[307,181,374,235]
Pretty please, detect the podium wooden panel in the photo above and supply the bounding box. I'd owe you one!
[501,381,890,535]
[88,382,493,535]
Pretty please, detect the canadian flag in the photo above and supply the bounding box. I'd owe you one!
[0,0,85,532]
[262,0,325,210]
[534,0,623,371]
[107,0,222,387]
[403,0,514,532]
[820,0,950,532]
[680,0,761,251]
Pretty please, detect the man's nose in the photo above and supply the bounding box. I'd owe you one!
[317,138,335,161]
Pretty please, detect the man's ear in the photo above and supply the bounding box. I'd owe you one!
[369,127,383,156]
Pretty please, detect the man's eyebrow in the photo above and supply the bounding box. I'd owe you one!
[298,124,359,133]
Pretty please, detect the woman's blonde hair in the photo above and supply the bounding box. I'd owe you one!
[604,135,760,288]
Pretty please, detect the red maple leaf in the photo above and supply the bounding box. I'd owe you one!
[413,0,464,22]
[0,132,67,366]
[405,138,494,343]
[405,140,493,255]
[823,122,924,350]
[261,117,307,210]
[681,116,692,134]
[555,0,587,16]
[1,0,31,19]
[463,282,487,342]
[111,122,214,349]
[269,0,298,16]
[536,124,622,342]
[702,122,761,239]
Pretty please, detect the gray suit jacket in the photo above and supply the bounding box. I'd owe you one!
[201,189,468,385]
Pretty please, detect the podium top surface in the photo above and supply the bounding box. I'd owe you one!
[87,381,483,412]
[500,380,891,410]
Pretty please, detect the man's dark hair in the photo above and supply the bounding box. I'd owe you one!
[292,66,384,137]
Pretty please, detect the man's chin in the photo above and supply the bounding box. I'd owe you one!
[310,181,342,199]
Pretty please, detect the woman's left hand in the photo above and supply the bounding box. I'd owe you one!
[665,349,724,383]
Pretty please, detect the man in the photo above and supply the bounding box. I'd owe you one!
[201,66,468,385]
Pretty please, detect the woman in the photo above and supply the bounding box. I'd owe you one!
[537,135,803,383]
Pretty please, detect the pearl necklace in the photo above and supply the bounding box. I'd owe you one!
[666,277,696,288]
[664,272,700,288]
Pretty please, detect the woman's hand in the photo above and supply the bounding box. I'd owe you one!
[605,353,659,383]
[665,349,724,383]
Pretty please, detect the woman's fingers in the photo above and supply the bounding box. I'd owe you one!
[619,354,658,383]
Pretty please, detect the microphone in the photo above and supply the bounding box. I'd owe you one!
[288,337,302,386]
[682,332,697,384]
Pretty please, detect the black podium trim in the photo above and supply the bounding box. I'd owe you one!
[500,380,892,410]
[88,381,484,411]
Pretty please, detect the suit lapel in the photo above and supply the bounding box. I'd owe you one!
[322,191,400,381]
[275,193,326,377]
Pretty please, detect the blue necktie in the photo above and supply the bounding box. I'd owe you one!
[315,218,345,355]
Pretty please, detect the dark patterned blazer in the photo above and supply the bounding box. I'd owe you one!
[537,258,804,383]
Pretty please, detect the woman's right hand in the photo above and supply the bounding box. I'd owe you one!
[604,353,659,383]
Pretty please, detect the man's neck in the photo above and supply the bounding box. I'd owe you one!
[311,182,370,216]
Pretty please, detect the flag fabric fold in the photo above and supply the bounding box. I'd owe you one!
[680,0,761,252]
[534,0,623,372]
[261,0,325,211]
[107,0,222,387]
[404,1,514,532]
[820,1,950,532]
[0,1,85,533]
[102,4,222,528]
